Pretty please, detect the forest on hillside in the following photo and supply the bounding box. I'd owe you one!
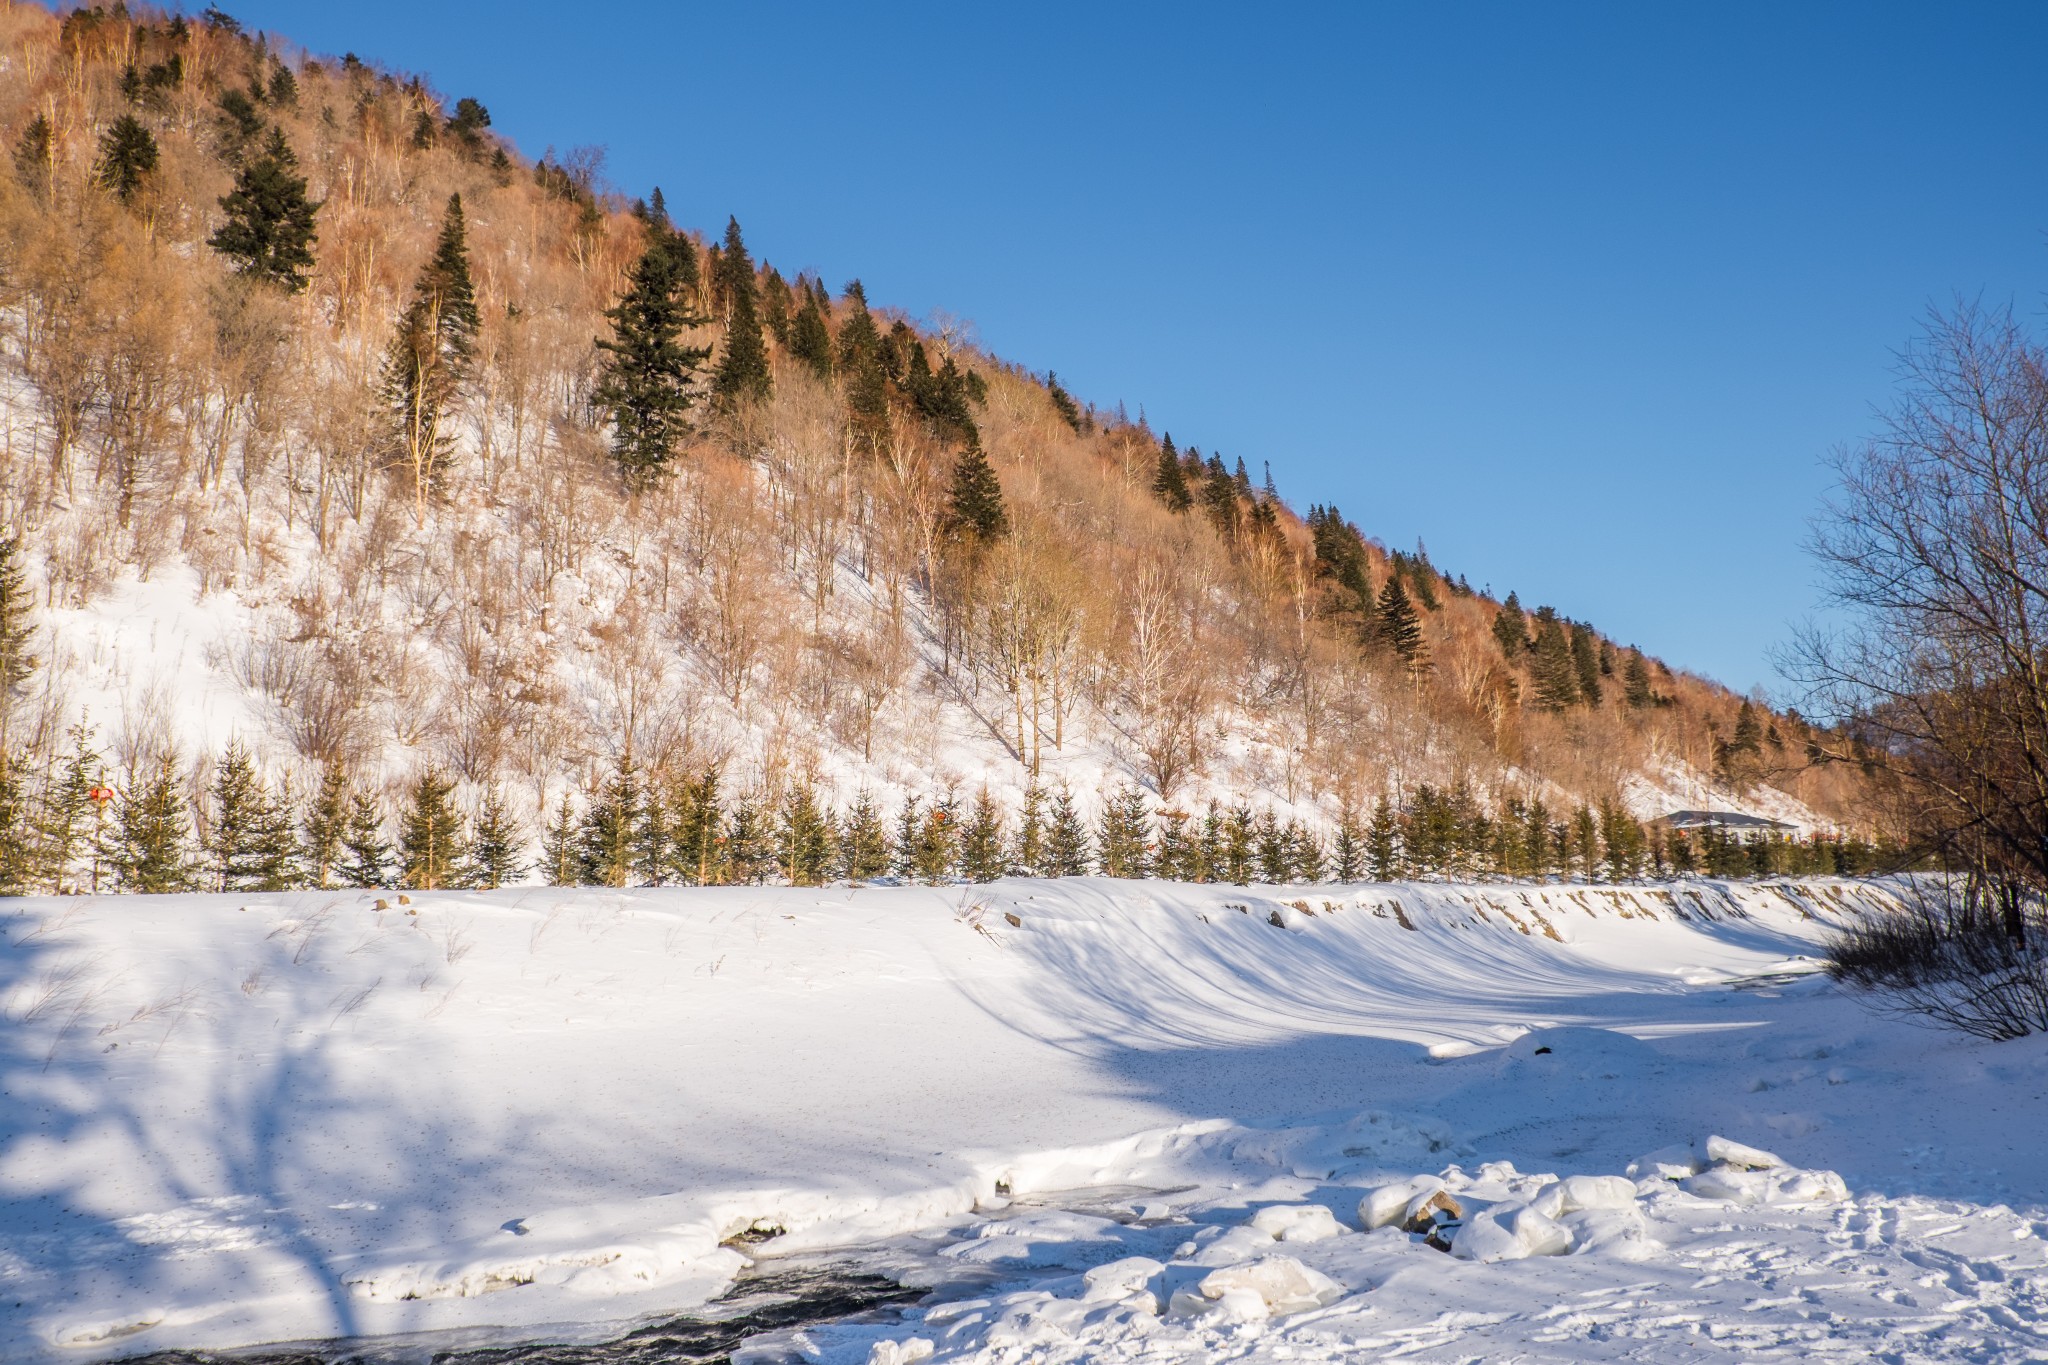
[0,3,1894,894]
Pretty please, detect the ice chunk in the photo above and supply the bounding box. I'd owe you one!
[1684,1163,1848,1207]
[1248,1203,1345,1243]
[1358,1176,1460,1231]
[1081,1256,1163,1301]
[1195,1256,1342,1314]
[1450,1202,1573,1262]
[1627,1143,1705,1182]
[1703,1135,1783,1170]
[1561,1205,1657,1261]
[867,1339,933,1365]
[1530,1173,1639,1218]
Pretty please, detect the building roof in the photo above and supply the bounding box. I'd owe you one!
[1655,809,1797,832]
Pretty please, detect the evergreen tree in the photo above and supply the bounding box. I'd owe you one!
[1366,795,1399,881]
[445,96,491,155]
[208,126,320,292]
[1623,648,1657,708]
[1219,805,1255,883]
[711,217,772,407]
[1332,808,1365,882]
[1373,577,1425,665]
[0,751,35,895]
[1045,371,1086,432]
[577,754,642,887]
[776,785,836,886]
[911,796,958,884]
[891,794,924,879]
[837,281,890,452]
[838,789,892,881]
[1012,783,1046,876]
[41,723,105,894]
[109,756,197,893]
[787,279,834,381]
[1530,610,1582,710]
[1598,799,1645,882]
[1152,434,1192,512]
[1568,622,1603,707]
[1044,786,1090,877]
[1095,786,1151,878]
[958,788,1006,883]
[1492,591,1530,657]
[1571,805,1602,881]
[398,769,467,890]
[1288,820,1326,883]
[670,768,726,885]
[95,114,158,202]
[204,741,297,891]
[1152,808,1194,881]
[539,796,579,886]
[382,194,480,509]
[300,764,349,888]
[467,784,526,888]
[1254,809,1288,883]
[0,534,38,725]
[339,789,391,887]
[13,113,52,198]
[947,444,1008,541]
[725,794,772,884]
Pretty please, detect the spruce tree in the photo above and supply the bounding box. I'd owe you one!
[1254,809,1288,883]
[725,794,771,884]
[204,741,297,892]
[1152,809,1192,881]
[95,114,158,202]
[0,534,38,724]
[891,794,924,879]
[1012,783,1046,876]
[787,279,834,381]
[1096,785,1151,879]
[0,751,35,895]
[1332,809,1364,882]
[1152,434,1192,512]
[776,785,836,886]
[837,281,890,452]
[958,788,1006,883]
[339,790,391,887]
[1569,622,1603,707]
[947,444,1008,541]
[1623,648,1656,708]
[41,723,104,894]
[383,194,480,510]
[110,755,197,893]
[1530,611,1582,710]
[711,217,772,407]
[398,769,467,890]
[1045,372,1086,432]
[838,789,891,881]
[1288,820,1325,883]
[301,764,349,888]
[468,784,526,888]
[577,754,642,887]
[1373,577,1425,665]
[593,224,712,491]
[1221,805,1255,884]
[539,796,579,886]
[13,113,52,198]
[670,768,725,885]
[1366,795,1399,881]
[1044,786,1090,877]
[1492,592,1530,657]
[208,127,321,292]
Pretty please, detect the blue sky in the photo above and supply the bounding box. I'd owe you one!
[224,1,2048,697]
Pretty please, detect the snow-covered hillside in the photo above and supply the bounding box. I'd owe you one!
[5,876,2045,1362]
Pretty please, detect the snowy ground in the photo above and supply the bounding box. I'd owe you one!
[2,877,2045,1362]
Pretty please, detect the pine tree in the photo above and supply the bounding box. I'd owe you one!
[1571,805,1602,881]
[41,723,104,894]
[1044,786,1090,877]
[398,769,467,890]
[1012,782,1046,876]
[912,796,957,884]
[958,788,1006,883]
[383,194,480,512]
[0,534,38,726]
[1623,648,1656,708]
[1373,577,1424,665]
[838,789,892,881]
[539,796,579,886]
[95,114,158,202]
[300,765,349,888]
[0,751,35,895]
[1152,434,1192,512]
[1366,795,1399,881]
[777,785,836,886]
[13,113,52,198]
[787,279,834,381]
[109,756,197,893]
[1045,371,1086,432]
[1096,785,1151,878]
[1569,622,1603,707]
[891,794,924,880]
[577,754,642,887]
[1288,820,1326,883]
[837,281,890,452]
[1491,591,1530,657]
[467,784,526,888]
[1332,808,1365,882]
[204,741,297,891]
[1220,805,1255,884]
[670,769,726,885]
[208,126,321,292]
[445,96,491,155]
[947,444,1008,541]
[1152,808,1193,881]
[710,217,772,407]
[725,794,771,884]
[1530,610,1581,710]
[339,789,391,887]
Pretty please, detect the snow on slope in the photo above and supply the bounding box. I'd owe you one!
[3,877,2046,1362]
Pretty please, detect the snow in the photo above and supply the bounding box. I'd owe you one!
[3,875,2047,1362]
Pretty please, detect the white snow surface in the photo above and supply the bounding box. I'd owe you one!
[4,876,2046,1362]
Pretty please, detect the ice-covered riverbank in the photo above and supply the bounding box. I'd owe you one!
[4,878,2045,1361]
